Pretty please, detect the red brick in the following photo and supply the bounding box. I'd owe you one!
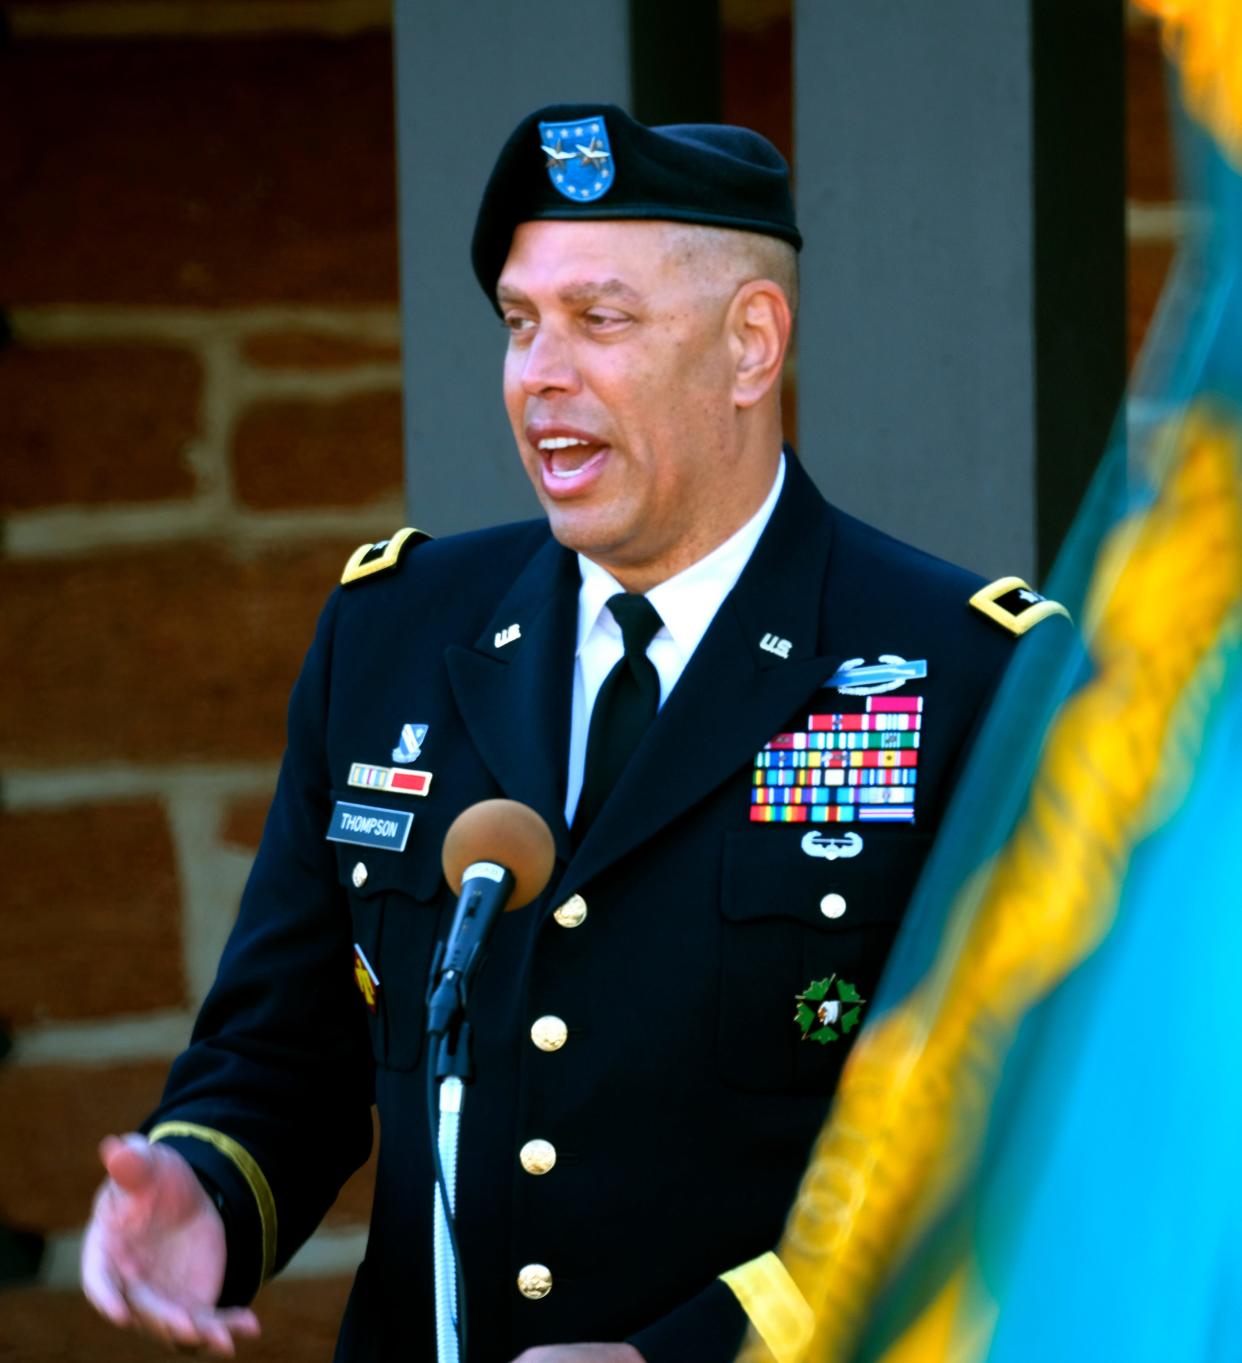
[1127,22,1174,204]
[0,541,359,765]
[0,1062,170,1231]
[221,793,275,852]
[0,801,185,1026]
[0,342,201,511]
[0,36,397,305]
[232,393,403,510]
[1128,237,1176,366]
[242,331,401,371]
[0,1277,353,1363]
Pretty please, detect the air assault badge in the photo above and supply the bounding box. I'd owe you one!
[539,114,614,202]
[795,975,866,1044]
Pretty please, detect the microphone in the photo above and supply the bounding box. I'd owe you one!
[426,799,555,1035]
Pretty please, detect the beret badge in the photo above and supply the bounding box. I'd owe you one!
[539,115,614,203]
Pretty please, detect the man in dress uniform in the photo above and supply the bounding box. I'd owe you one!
[81,105,1066,1362]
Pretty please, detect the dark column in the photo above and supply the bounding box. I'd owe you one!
[793,0,1125,581]
[629,0,720,125]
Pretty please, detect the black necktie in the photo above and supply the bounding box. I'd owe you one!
[573,593,664,838]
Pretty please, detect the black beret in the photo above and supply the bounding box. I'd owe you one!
[471,102,801,310]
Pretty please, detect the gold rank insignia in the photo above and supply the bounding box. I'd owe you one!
[341,527,432,586]
[968,576,1071,635]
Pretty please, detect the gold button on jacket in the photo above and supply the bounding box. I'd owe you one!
[529,1015,568,1052]
[552,894,588,928]
[516,1263,553,1299]
[519,1139,557,1175]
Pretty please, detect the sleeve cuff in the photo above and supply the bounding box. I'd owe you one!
[147,1121,277,1306]
[626,1277,749,1363]
[720,1251,814,1363]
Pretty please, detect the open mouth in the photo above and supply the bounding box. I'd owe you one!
[529,428,610,494]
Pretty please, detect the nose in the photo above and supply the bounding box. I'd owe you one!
[518,325,579,397]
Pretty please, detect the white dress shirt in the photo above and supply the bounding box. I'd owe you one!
[564,453,786,825]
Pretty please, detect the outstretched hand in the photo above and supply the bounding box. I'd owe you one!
[81,1133,261,1356]
[510,1346,643,1362]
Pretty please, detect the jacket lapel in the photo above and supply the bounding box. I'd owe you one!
[443,537,579,863]
[566,455,845,891]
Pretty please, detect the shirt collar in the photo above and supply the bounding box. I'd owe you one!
[575,451,786,660]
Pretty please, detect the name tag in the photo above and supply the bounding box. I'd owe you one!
[327,801,414,852]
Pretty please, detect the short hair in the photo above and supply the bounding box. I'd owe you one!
[664,223,800,320]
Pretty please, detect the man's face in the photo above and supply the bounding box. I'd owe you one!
[498,219,744,588]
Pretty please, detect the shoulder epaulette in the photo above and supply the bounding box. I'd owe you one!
[969,576,1070,636]
[340,527,432,586]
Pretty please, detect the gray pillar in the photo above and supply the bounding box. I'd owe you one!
[394,0,630,534]
[793,0,1124,581]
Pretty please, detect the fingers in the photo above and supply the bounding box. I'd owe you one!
[80,1222,133,1329]
[123,1280,260,1357]
[99,1131,157,1194]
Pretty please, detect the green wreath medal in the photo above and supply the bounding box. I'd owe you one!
[795,974,866,1044]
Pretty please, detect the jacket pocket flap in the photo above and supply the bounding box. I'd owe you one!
[721,828,933,930]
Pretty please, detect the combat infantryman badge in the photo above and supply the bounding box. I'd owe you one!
[539,115,614,202]
[826,655,928,696]
[795,975,866,1044]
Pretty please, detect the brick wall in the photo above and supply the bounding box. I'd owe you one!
[0,3,394,1357]
[0,3,1180,1359]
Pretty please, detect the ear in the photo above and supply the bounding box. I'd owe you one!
[728,280,792,410]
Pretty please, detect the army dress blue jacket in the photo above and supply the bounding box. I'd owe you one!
[143,452,1050,1362]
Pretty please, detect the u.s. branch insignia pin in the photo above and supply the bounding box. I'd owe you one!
[539,115,613,202]
[795,975,866,1044]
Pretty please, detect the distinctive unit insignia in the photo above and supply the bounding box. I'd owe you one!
[539,115,614,202]
[827,655,928,696]
[392,723,428,765]
[353,944,380,1014]
[795,975,866,1044]
[751,695,923,823]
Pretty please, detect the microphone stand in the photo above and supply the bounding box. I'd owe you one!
[428,972,472,1363]
[424,863,514,1363]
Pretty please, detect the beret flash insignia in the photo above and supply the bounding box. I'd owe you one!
[539,114,613,202]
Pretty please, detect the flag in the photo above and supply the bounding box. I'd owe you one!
[736,7,1242,1360]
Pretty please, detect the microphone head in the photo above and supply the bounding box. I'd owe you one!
[441,799,556,909]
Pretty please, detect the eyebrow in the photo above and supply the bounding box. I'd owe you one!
[496,278,643,307]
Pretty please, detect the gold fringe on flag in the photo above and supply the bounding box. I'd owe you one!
[1132,0,1242,165]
